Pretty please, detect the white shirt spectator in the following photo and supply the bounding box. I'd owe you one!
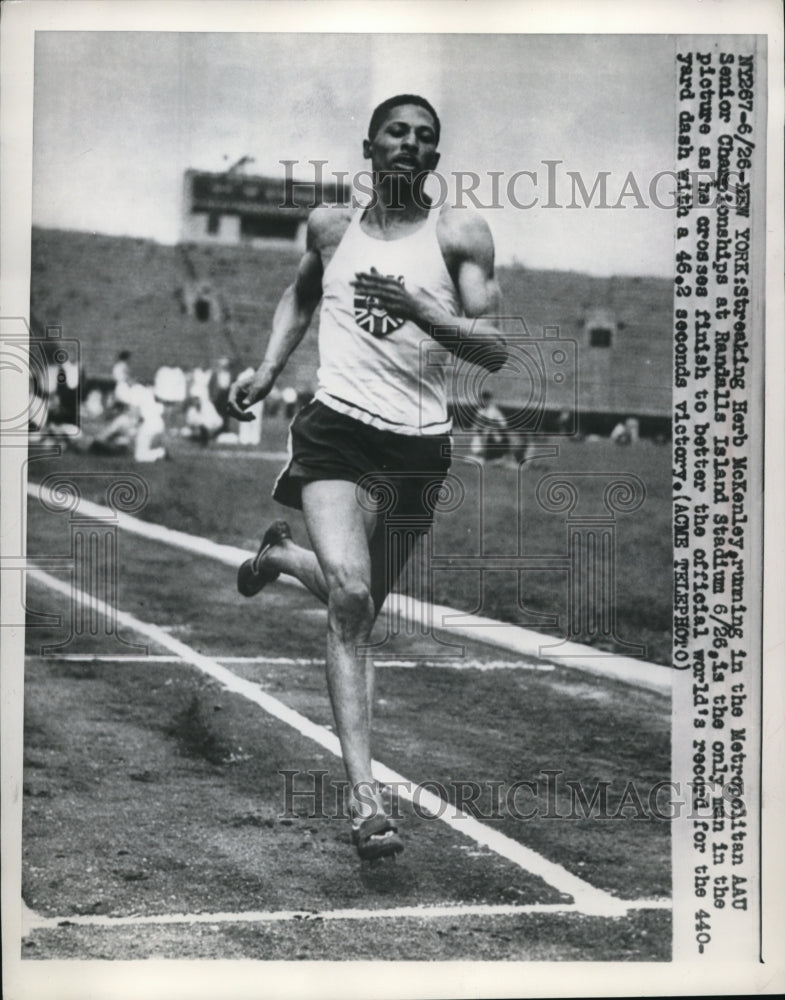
[112,359,130,385]
[112,359,133,406]
[188,367,212,400]
[128,383,166,462]
[61,360,80,390]
[154,365,188,404]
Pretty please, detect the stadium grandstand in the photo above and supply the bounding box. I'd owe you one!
[30,165,672,439]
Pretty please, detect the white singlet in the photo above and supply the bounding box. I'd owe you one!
[315,206,461,436]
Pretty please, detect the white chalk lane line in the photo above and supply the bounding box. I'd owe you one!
[26,481,671,694]
[26,568,628,917]
[22,897,671,933]
[35,653,554,672]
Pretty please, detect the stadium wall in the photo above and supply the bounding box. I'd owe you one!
[30,227,673,433]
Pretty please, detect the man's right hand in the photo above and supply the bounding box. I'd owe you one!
[225,364,277,422]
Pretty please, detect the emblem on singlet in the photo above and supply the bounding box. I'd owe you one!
[354,275,406,338]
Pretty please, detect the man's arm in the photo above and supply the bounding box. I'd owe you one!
[352,210,507,372]
[226,213,324,419]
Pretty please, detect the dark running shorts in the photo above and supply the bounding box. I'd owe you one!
[272,399,452,522]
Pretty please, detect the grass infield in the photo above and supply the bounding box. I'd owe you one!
[29,425,672,664]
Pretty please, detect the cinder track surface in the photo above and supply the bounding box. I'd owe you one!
[21,492,671,961]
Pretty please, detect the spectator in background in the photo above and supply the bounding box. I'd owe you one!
[556,407,573,435]
[90,382,167,462]
[610,419,632,445]
[90,405,138,456]
[112,350,131,385]
[130,383,167,462]
[185,365,223,445]
[296,386,315,411]
[262,385,283,417]
[57,357,81,426]
[470,388,509,462]
[28,371,50,437]
[112,350,133,406]
[83,387,105,420]
[154,362,188,433]
[34,357,80,441]
[209,357,234,432]
[188,364,212,403]
[44,360,61,416]
[281,385,298,420]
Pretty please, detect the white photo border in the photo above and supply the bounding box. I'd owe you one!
[2,2,783,998]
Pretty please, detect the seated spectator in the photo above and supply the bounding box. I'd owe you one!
[112,350,134,407]
[130,383,167,462]
[89,382,167,462]
[281,385,298,419]
[28,374,50,438]
[83,387,106,419]
[154,363,188,434]
[57,358,81,426]
[89,406,138,456]
[184,368,224,445]
[470,389,509,461]
[209,357,234,431]
[610,420,632,445]
[188,365,212,402]
[263,385,283,417]
[32,363,81,445]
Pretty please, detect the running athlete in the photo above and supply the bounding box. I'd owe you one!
[227,95,507,861]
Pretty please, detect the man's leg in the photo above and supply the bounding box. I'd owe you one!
[261,531,330,604]
[299,479,386,821]
[243,479,429,852]
[255,498,412,617]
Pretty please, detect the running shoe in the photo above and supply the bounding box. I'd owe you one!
[237,520,291,597]
[351,814,404,862]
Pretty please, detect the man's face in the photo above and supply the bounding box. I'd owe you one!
[363,103,440,176]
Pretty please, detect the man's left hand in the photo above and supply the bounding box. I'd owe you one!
[351,267,431,326]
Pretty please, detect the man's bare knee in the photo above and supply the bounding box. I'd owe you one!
[327,575,374,638]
